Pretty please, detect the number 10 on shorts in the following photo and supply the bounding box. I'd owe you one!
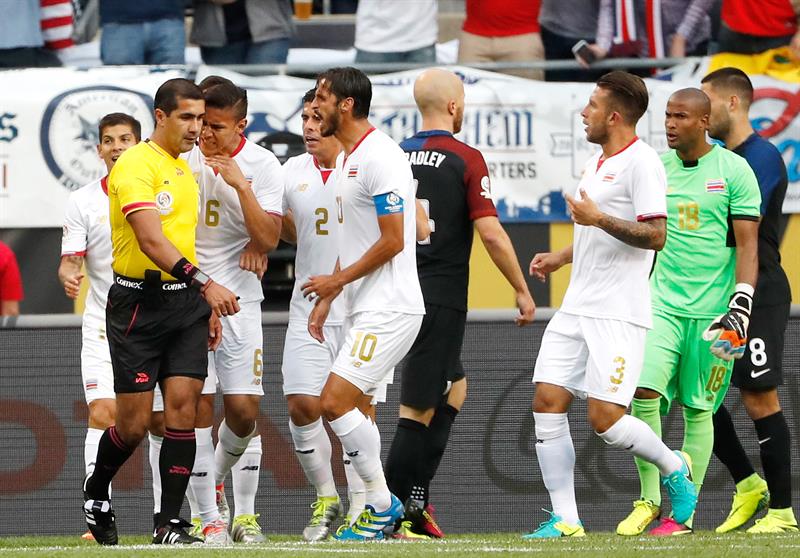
[350,331,377,362]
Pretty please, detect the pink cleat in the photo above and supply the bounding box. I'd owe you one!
[649,518,692,536]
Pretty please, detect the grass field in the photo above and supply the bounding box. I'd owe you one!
[1,532,800,557]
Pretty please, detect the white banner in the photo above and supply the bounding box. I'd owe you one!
[1,63,799,228]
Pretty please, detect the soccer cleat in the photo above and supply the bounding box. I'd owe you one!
[335,515,353,538]
[716,480,770,533]
[83,476,117,546]
[648,517,692,536]
[522,510,586,539]
[334,494,404,541]
[188,517,204,540]
[391,520,432,540]
[403,499,445,539]
[152,517,204,545]
[661,450,697,524]
[202,517,232,546]
[232,514,267,543]
[421,504,445,538]
[746,509,799,533]
[616,499,661,536]
[80,531,95,541]
[303,496,341,542]
[216,483,230,525]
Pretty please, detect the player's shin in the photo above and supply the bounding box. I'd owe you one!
[190,426,219,526]
[149,433,163,514]
[158,428,197,526]
[632,398,664,506]
[86,426,134,501]
[385,418,428,506]
[232,434,263,517]
[533,412,579,524]
[214,419,257,482]
[343,448,366,521]
[289,419,337,497]
[683,407,714,495]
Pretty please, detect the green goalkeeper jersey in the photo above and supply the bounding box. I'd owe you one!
[651,145,761,318]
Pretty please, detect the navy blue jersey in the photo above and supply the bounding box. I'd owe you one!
[400,130,497,312]
[733,133,791,307]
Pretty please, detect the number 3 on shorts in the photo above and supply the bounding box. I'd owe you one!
[350,332,377,362]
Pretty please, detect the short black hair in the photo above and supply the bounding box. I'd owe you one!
[701,67,754,106]
[204,82,248,121]
[154,78,203,115]
[596,71,649,124]
[197,74,235,92]
[98,113,141,142]
[316,67,372,118]
[302,87,316,105]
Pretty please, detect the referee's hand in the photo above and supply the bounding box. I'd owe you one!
[202,281,240,317]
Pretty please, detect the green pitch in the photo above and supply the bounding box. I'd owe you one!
[1,533,799,557]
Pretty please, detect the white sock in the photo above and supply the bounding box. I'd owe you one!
[343,448,366,521]
[534,412,579,524]
[596,414,682,475]
[148,433,163,514]
[329,409,390,511]
[191,426,220,526]
[215,419,256,484]
[86,428,112,497]
[289,419,337,498]
[185,477,200,522]
[232,434,262,517]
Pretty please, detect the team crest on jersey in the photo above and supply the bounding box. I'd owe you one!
[480,176,492,199]
[156,191,174,214]
[706,178,726,193]
[297,183,309,192]
[348,164,359,178]
[40,86,154,191]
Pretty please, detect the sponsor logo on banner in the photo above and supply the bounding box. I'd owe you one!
[0,113,18,143]
[40,86,154,191]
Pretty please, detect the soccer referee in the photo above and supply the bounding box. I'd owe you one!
[82,78,240,546]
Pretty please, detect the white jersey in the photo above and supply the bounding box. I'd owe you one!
[335,128,424,316]
[188,138,284,303]
[282,152,345,325]
[560,138,667,329]
[61,177,112,325]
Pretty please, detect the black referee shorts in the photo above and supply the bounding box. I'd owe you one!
[732,302,790,391]
[106,273,210,394]
[401,303,466,409]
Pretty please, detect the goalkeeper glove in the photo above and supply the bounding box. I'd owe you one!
[702,284,754,361]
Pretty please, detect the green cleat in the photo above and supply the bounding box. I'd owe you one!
[523,510,586,539]
[716,478,770,533]
[391,520,432,540]
[747,509,799,533]
[188,517,203,540]
[617,499,661,536]
[231,514,266,543]
[303,496,341,542]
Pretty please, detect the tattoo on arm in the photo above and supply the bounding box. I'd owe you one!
[596,216,665,250]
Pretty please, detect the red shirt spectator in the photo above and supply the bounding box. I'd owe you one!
[723,0,797,37]
[0,241,23,315]
[463,0,541,37]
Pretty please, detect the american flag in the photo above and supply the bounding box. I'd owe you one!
[40,0,74,51]
[348,165,358,178]
[706,178,726,193]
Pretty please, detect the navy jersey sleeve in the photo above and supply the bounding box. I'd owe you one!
[463,147,498,221]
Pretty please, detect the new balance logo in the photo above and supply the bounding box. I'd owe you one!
[295,449,315,454]
[168,465,191,476]
[191,471,208,477]
[346,450,359,457]
[240,465,259,471]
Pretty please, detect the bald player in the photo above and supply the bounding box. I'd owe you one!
[618,88,761,536]
[384,68,536,538]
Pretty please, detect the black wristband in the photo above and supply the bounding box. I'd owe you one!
[170,257,212,291]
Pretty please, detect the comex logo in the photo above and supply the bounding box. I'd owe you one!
[387,192,400,206]
[40,86,154,191]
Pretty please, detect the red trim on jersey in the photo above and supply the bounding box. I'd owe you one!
[312,156,335,184]
[61,251,87,257]
[596,136,638,172]
[122,201,157,216]
[266,210,283,218]
[637,212,667,222]
[101,176,108,196]
[230,135,246,157]
[344,127,376,164]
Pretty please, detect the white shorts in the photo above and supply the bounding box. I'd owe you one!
[331,311,422,399]
[211,301,264,396]
[152,364,216,413]
[533,311,646,406]
[81,319,115,404]
[281,320,344,397]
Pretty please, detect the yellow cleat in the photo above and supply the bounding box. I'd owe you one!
[716,480,770,533]
[617,499,661,536]
[747,509,799,533]
[391,520,432,540]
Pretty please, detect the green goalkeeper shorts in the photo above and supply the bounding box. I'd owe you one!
[638,310,733,414]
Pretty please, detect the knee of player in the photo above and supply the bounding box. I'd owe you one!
[320,392,347,422]
[447,378,467,410]
[149,411,165,437]
[741,388,782,419]
[634,387,659,400]
[287,398,322,426]
[587,403,623,434]
[116,422,148,447]
[88,399,116,429]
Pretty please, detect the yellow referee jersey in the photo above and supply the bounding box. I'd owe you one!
[108,140,199,280]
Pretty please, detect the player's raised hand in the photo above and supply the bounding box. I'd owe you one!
[308,297,332,343]
[529,252,563,281]
[62,272,84,299]
[201,281,241,317]
[565,188,602,226]
[205,155,249,191]
[515,290,536,326]
[302,274,343,302]
[207,313,223,351]
[239,242,267,279]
